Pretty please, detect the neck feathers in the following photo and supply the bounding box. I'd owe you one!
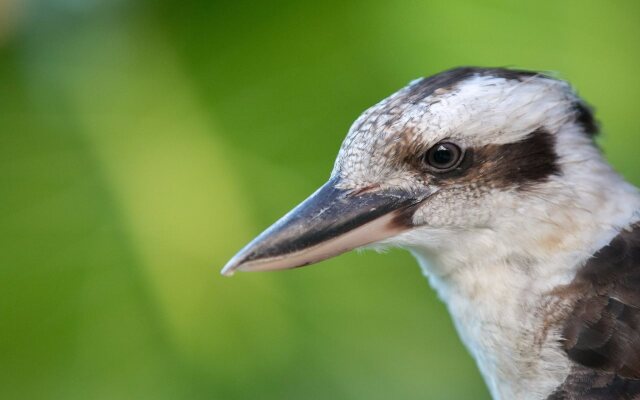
[408,132,640,399]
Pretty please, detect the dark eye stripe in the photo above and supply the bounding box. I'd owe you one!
[430,129,560,189]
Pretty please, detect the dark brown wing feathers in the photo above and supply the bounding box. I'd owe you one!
[547,368,640,400]
[563,223,640,378]
[548,223,640,399]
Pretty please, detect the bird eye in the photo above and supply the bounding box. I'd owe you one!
[424,142,463,171]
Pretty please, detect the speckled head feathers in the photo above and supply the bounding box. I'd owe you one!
[332,67,596,192]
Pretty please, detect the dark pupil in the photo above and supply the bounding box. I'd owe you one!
[433,145,453,165]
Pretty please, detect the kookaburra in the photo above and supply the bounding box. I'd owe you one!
[222,67,640,399]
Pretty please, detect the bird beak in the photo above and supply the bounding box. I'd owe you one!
[221,178,427,276]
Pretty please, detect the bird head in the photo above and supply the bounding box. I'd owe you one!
[221,67,598,276]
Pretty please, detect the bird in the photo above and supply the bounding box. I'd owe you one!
[221,67,640,400]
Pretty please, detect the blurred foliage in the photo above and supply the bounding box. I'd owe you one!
[1,0,639,399]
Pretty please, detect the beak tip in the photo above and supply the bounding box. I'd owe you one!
[220,258,241,277]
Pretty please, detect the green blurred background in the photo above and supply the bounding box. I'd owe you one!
[1,1,639,399]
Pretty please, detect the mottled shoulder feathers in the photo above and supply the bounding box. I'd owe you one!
[549,224,640,399]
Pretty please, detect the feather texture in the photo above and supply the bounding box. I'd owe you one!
[549,224,640,398]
